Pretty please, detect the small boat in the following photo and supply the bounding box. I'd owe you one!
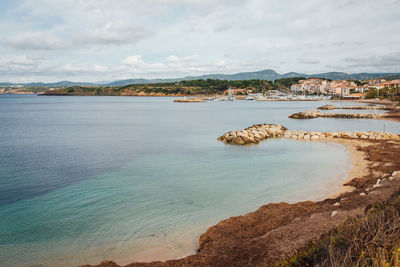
[226,86,235,101]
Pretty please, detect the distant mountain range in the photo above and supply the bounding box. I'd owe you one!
[1,69,400,87]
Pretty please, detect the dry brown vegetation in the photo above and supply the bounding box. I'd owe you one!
[278,192,400,267]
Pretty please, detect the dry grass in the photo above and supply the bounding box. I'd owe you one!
[277,192,400,267]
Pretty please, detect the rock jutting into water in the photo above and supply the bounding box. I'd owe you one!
[217,124,288,145]
[217,124,400,145]
[174,98,206,103]
[317,104,390,110]
[288,110,387,119]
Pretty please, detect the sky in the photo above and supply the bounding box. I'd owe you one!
[0,0,399,83]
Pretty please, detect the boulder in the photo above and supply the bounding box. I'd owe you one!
[234,136,245,145]
[289,110,321,119]
[317,105,336,110]
[241,134,255,144]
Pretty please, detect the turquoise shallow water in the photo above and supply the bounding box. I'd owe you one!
[0,95,399,266]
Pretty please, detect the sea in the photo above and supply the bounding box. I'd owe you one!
[1,95,399,266]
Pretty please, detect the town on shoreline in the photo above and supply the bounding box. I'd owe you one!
[2,77,400,102]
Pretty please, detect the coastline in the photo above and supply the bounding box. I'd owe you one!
[110,138,368,265]
[85,135,394,267]
[77,100,399,267]
[321,138,369,199]
[357,99,400,122]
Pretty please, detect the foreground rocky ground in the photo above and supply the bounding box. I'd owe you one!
[84,132,400,267]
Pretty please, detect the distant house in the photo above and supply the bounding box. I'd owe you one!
[381,80,400,89]
[355,86,366,93]
[290,78,327,94]
[367,79,386,84]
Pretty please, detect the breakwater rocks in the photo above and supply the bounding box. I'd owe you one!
[174,98,206,103]
[289,110,386,119]
[217,124,287,145]
[317,104,389,110]
[283,130,400,140]
[217,124,399,145]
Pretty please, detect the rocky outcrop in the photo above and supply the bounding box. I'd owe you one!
[289,110,387,119]
[218,124,399,145]
[317,105,336,110]
[289,110,324,119]
[217,124,287,145]
[317,104,389,110]
[283,130,400,140]
[174,98,206,103]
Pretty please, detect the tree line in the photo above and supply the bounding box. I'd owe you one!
[43,77,306,96]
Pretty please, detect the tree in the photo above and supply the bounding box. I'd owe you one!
[366,88,378,99]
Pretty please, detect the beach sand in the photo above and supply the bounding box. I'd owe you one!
[324,138,370,199]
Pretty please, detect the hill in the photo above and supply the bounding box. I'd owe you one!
[2,69,400,87]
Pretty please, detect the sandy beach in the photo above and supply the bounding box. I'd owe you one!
[323,138,370,199]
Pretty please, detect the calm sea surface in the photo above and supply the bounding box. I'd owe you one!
[1,95,399,266]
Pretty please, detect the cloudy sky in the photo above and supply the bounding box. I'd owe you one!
[0,0,399,82]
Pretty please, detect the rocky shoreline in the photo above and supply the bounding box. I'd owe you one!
[289,110,387,119]
[173,98,206,103]
[217,123,399,145]
[289,102,400,120]
[217,124,287,144]
[317,104,390,110]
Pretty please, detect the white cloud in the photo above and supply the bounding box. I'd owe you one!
[0,0,400,82]
[4,32,67,50]
[8,55,38,66]
[93,64,108,72]
[165,55,180,63]
[165,55,199,63]
[121,56,144,66]
[343,52,400,72]
[82,22,150,46]
[215,60,226,67]
[298,58,320,65]
[4,24,150,51]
